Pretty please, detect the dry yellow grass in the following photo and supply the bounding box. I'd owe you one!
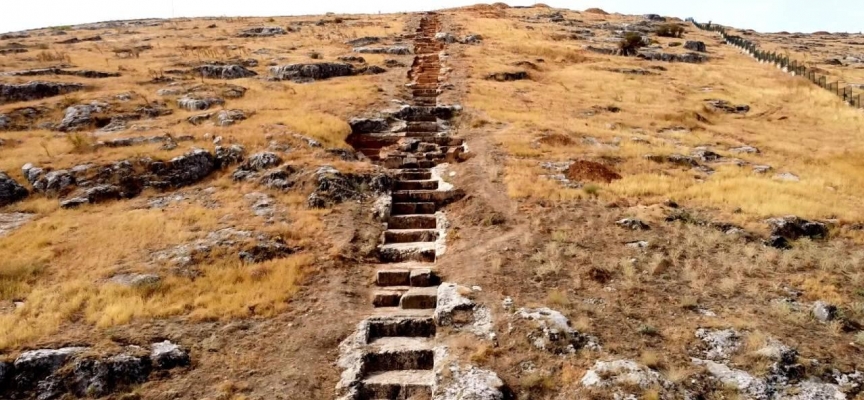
[457,9,864,231]
[0,13,403,350]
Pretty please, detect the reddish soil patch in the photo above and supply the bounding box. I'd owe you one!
[565,160,622,183]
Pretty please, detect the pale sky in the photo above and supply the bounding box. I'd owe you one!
[1,1,862,34]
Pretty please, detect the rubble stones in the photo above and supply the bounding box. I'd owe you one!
[0,172,29,206]
[32,170,76,197]
[349,117,390,134]
[13,347,89,388]
[0,81,84,104]
[241,152,283,172]
[154,149,216,189]
[0,67,120,78]
[435,364,505,400]
[307,165,391,208]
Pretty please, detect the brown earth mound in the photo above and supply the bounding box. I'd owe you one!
[585,8,609,15]
[532,3,551,7]
[565,160,622,183]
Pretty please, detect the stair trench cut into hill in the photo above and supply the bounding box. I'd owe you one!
[336,13,500,400]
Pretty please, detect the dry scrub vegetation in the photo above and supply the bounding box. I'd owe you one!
[457,9,864,237]
[0,13,405,353]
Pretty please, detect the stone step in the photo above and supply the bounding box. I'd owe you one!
[371,307,434,319]
[384,229,439,243]
[392,190,454,204]
[406,122,439,133]
[395,180,438,191]
[378,242,436,263]
[391,202,436,215]
[400,287,438,309]
[376,268,437,287]
[395,170,432,180]
[367,316,436,339]
[359,370,434,400]
[373,289,407,307]
[405,114,437,122]
[347,133,462,149]
[362,337,435,374]
[387,214,437,230]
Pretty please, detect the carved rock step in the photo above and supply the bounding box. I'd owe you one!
[395,169,432,180]
[378,242,436,263]
[392,202,436,215]
[377,268,437,287]
[362,337,434,374]
[405,114,437,122]
[395,179,438,191]
[384,229,439,243]
[372,287,438,309]
[368,316,436,339]
[400,287,438,309]
[406,122,440,133]
[347,134,462,149]
[372,307,434,319]
[392,190,456,204]
[359,370,434,400]
[382,158,437,170]
[387,214,436,230]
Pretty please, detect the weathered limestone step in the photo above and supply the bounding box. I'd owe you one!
[392,190,455,204]
[347,133,461,148]
[373,289,407,307]
[378,242,436,263]
[377,267,436,287]
[400,287,438,309]
[392,202,436,215]
[395,180,438,191]
[387,214,437,230]
[371,307,434,319]
[395,169,432,180]
[405,114,437,122]
[406,122,439,133]
[384,229,439,243]
[359,370,434,399]
[362,348,434,376]
[367,316,436,339]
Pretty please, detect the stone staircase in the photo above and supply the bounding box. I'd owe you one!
[338,12,467,400]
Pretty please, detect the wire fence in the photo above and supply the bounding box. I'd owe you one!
[687,18,864,109]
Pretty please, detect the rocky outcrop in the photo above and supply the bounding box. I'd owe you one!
[581,359,671,390]
[684,40,707,52]
[56,101,108,132]
[0,172,28,206]
[237,26,286,37]
[434,364,505,400]
[349,117,390,134]
[485,71,529,81]
[191,64,257,79]
[177,96,225,111]
[1,67,120,78]
[767,215,828,241]
[269,63,355,82]
[346,36,380,47]
[214,145,246,169]
[617,218,650,230]
[1,342,188,399]
[0,81,84,104]
[353,46,412,55]
[515,307,596,354]
[307,166,391,208]
[152,149,216,189]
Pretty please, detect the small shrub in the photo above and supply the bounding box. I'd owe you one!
[67,132,95,153]
[546,288,569,306]
[669,41,682,47]
[583,184,600,197]
[308,51,322,60]
[267,18,276,23]
[656,23,685,38]
[637,324,660,336]
[618,32,645,56]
